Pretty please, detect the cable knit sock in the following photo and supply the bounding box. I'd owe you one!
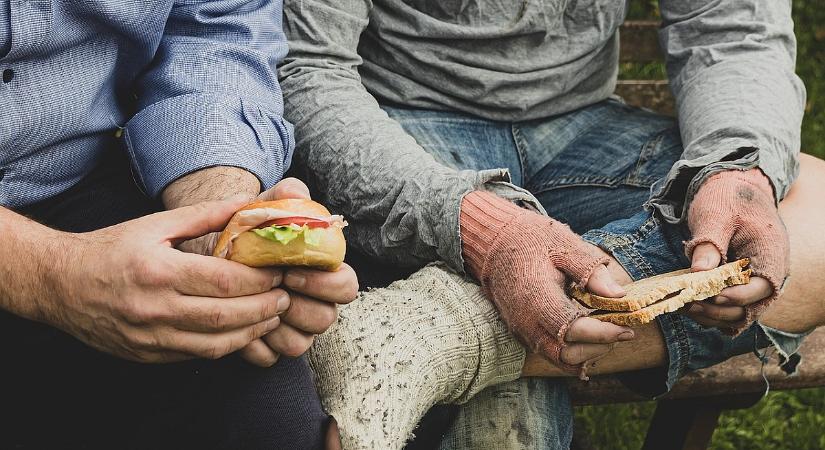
[307,264,526,450]
[685,169,790,334]
[460,190,609,374]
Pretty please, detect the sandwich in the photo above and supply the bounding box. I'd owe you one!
[569,259,752,326]
[213,199,347,271]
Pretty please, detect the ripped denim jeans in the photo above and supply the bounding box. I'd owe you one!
[382,100,808,450]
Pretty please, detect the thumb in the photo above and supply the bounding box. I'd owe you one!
[258,177,311,201]
[585,264,626,298]
[690,242,723,272]
[149,194,250,242]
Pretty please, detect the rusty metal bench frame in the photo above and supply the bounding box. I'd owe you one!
[569,20,825,450]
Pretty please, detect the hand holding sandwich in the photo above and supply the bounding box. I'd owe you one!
[209,178,358,367]
[460,191,633,376]
[222,178,358,367]
[684,168,789,334]
[167,171,358,367]
[11,196,289,363]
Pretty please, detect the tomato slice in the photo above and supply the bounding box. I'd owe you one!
[257,217,330,229]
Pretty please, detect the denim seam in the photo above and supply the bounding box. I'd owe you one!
[658,314,692,391]
[530,175,663,195]
[391,117,499,126]
[626,132,664,186]
[510,124,528,185]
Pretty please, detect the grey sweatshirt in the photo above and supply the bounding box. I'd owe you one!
[279,0,805,274]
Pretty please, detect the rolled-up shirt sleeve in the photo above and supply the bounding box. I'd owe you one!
[648,0,806,222]
[124,0,294,198]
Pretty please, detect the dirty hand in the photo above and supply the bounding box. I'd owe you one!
[461,191,633,374]
[684,169,790,334]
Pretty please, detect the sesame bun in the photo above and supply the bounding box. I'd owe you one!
[213,199,346,271]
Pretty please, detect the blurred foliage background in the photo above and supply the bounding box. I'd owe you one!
[576,2,825,449]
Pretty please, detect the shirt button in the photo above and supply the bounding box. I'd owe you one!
[2,69,13,83]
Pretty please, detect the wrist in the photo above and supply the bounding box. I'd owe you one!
[162,166,261,210]
[459,191,527,277]
[36,228,86,325]
[0,210,70,323]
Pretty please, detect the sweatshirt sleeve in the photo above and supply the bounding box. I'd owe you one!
[648,0,806,221]
[279,0,542,272]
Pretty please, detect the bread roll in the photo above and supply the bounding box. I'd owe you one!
[213,199,346,271]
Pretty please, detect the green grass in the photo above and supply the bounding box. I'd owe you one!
[574,388,825,450]
[576,3,825,448]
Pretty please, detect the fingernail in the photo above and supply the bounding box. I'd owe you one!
[276,293,291,313]
[272,270,283,288]
[714,296,729,305]
[265,316,280,331]
[618,331,635,341]
[284,272,306,289]
[607,278,624,295]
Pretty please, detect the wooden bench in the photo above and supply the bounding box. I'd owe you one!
[568,20,825,450]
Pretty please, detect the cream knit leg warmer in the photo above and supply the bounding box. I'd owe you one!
[307,264,526,449]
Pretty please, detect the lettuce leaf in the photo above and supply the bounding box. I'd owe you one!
[303,228,325,247]
[252,225,324,247]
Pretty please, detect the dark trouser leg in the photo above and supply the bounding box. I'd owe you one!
[2,150,328,449]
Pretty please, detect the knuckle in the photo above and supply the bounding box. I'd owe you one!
[281,338,311,358]
[132,350,158,363]
[131,258,171,287]
[561,346,583,365]
[204,342,233,360]
[318,306,338,331]
[212,271,235,297]
[342,277,359,303]
[248,324,264,342]
[119,298,145,324]
[131,330,162,352]
[207,306,227,330]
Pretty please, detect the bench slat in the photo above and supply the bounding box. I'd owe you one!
[569,327,825,405]
[615,80,675,116]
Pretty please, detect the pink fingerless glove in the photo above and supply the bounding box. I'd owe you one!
[685,169,790,334]
[460,191,609,374]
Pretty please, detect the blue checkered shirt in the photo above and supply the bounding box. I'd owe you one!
[0,0,294,208]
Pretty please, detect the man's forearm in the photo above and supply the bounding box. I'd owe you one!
[0,207,64,321]
[161,166,261,210]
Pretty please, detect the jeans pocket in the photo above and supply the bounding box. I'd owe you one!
[529,120,682,195]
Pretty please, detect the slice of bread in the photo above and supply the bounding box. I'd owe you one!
[569,259,751,326]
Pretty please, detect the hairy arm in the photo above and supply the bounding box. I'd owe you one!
[162,166,261,210]
[0,207,63,321]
